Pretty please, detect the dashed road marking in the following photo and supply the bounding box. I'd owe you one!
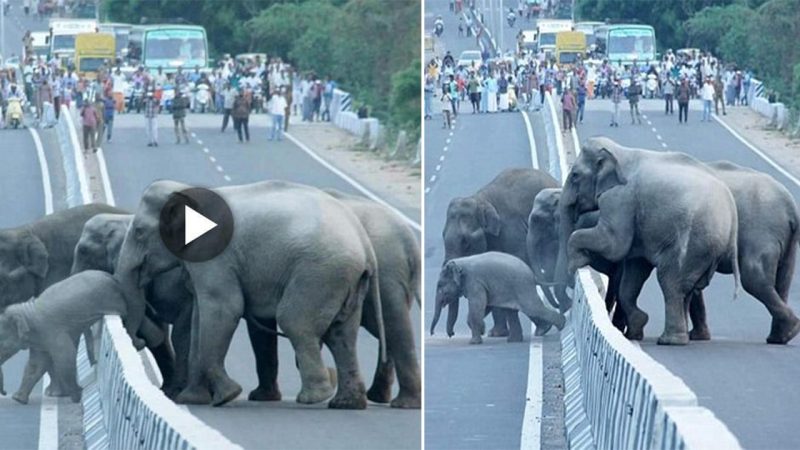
[197,139,203,145]
[651,127,657,133]
[430,175,437,183]
[224,175,232,182]
[656,134,662,140]
[203,148,210,153]
[435,164,441,171]
[662,142,668,148]
[439,155,445,162]
[443,146,448,152]
[209,156,216,163]
[216,165,224,172]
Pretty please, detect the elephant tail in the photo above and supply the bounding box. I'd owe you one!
[245,313,289,338]
[365,269,388,364]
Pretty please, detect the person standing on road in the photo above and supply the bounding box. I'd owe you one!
[561,89,575,132]
[220,82,236,132]
[93,93,105,146]
[701,77,714,122]
[441,91,453,129]
[269,88,287,141]
[628,79,642,125]
[677,77,690,123]
[103,93,115,142]
[81,101,98,153]
[486,73,498,113]
[172,90,190,144]
[468,72,481,113]
[424,75,435,119]
[232,90,251,143]
[575,82,586,123]
[662,74,675,115]
[111,67,127,113]
[144,89,160,147]
[713,75,726,116]
[609,78,621,127]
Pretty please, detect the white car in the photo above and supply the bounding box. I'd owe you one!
[457,50,482,70]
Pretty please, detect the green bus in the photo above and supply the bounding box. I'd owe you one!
[593,24,656,66]
[141,25,208,72]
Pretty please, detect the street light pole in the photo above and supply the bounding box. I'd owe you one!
[1,0,5,66]
[499,0,504,55]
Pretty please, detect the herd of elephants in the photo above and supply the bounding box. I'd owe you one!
[0,135,798,414]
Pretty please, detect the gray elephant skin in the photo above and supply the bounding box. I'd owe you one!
[431,251,565,344]
[114,180,386,409]
[0,270,126,404]
[442,168,560,341]
[71,213,194,398]
[555,137,740,345]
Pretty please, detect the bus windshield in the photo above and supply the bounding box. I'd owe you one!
[608,28,654,57]
[144,28,207,68]
[53,35,76,52]
[79,58,106,72]
[539,33,556,47]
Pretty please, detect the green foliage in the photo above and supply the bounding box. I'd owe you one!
[389,60,421,138]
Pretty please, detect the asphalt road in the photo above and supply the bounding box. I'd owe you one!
[576,99,800,449]
[424,2,561,449]
[100,111,420,450]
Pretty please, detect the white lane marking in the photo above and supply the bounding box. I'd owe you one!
[521,111,539,170]
[197,139,203,145]
[662,142,668,148]
[651,127,657,133]
[656,134,662,140]
[31,127,58,450]
[224,175,232,182]
[520,328,543,450]
[209,156,216,163]
[429,175,436,183]
[449,131,454,136]
[425,187,431,194]
[64,106,92,202]
[713,114,800,188]
[96,148,116,205]
[435,164,441,171]
[446,138,451,144]
[443,146,448,152]
[38,374,58,450]
[215,165,224,172]
[439,155,445,162]
[29,129,53,215]
[190,132,197,138]
[203,148,210,153]
[284,131,420,231]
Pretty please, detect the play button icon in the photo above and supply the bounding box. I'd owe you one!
[159,187,234,262]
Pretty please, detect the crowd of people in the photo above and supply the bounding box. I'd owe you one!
[427,40,754,132]
[4,45,338,151]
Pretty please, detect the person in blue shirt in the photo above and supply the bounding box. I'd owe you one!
[575,82,587,123]
[322,77,336,121]
[103,93,115,142]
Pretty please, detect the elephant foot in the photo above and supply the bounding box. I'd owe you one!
[390,392,421,409]
[45,383,68,398]
[657,332,689,346]
[211,378,242,407]
[507,331,524,343]
[766,317,800,345]
[70,389,82,403]
[488,327,509,337]
[625,311,649,340]
[297,383,335,405]
[689,326,711,341]
[175,384,213,405]
[555,314,566,331]
[534,324,552,337]
[328,391,367,410]
[625,329,644,341]
[367,383,392,404]
[12,392,29,405]
[248,384,282,402]
[469,336,483,345]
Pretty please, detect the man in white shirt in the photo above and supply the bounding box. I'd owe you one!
[111,68,127,113]
[269,88,288,141]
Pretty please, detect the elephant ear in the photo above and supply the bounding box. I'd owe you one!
[594,147,627,200]
[17,231,48,279]
[105,226,125,271]
[479,201,501,236]
[12,313,30,344]
[444,260,463,288]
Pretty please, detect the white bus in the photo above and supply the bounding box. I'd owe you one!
[536,19,573,57]
[47,18,97,64]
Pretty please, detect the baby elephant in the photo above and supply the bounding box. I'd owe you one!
[431,252,566,344]
[0,270,126,404]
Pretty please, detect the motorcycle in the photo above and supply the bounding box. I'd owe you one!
[646,73,658,99]
[434,21,444,37]
[252,89,264,114]
[6,97,23,129]
[129,85,144,113]
[194,83,210,113]
[507,12,516,27]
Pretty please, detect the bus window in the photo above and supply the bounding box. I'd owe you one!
[144,28,207,69]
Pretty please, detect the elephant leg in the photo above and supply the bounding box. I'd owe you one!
[362,296,394,404]
[323,306,368,410]
[47,335,81,402]
[246,317,281,401]
[445,300,459,338]
[83,327,96,366]
[617,260,653,341]
[149,323,178,397]
[688,291,711,341]
[467,291,488,344]
[176,273,243,406]
[165,305,192,400]
[656,269,690,346]
[506,310,524,343]
[488,308,509,337]
[384,287,421,408]
[740,258,800,344]
[605,268,627,332]
[13,349,48,404]
[775,238,797,304]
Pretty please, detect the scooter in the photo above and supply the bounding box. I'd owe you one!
[646,73,658,99]
[194,83,210,113]
[434,21,444,37]
[507,12,516,27]
[6,97,23,129]
[252,88,264,114]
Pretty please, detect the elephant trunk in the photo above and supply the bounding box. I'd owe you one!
[430,292,446,335]
[554,199,577,311]
[114,238,150,350]
[446,299,459,337]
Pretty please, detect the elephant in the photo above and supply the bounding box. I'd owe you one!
[442,168,560,341]
[113,180,386,409]
[431,251,565,344]
[0,270,127,404]
[70,213,194,398]
[324,189,421,408]
[596,161,800,344]
[555,137,740,345]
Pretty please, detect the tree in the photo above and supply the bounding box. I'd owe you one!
[684,3,754,61]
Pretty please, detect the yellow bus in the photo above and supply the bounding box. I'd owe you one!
[74,32,115,79]
[555,31,586,68]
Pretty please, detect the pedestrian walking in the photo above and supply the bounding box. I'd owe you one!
[172,90,190,144]
[232,90,251,143]
[561,89,576,132]
[103,93,115,142]
[143,89,159,147]
[467,73,481,113]
[701,77,714,122]
[441,91,453,129]
[677,78,690,123]
[220,83,236,132]
[486,74,498,113]
[93,93,105,146]
[713,75,726,116]
[609,78,621,127]
[80,101,98,153]
[575,82,586,123]
[628,79,642,124]
[269,88,287,141]
[424,75,435,119]
[663,75,675,115]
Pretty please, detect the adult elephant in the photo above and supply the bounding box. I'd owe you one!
[555,137,740,345]
[114,180,386,409]
[71,213,193,398]
[442,168,559,340]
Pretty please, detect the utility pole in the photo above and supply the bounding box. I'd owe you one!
[1,0,5,67]
[499,0,504,55]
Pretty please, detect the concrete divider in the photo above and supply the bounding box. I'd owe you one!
[55,104,240,450]
[540,91,742,450]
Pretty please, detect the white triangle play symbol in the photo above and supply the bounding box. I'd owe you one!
[184,205,218,245]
